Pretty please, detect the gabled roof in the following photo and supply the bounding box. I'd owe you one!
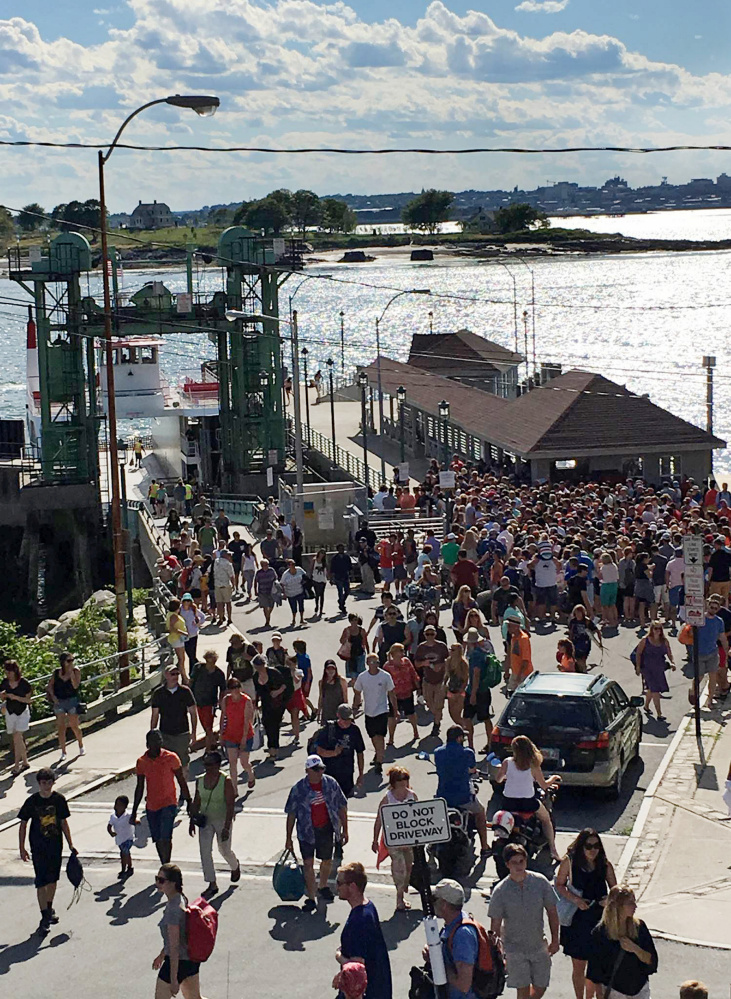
[408,329,523,376]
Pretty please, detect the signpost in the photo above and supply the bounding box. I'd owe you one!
[682,535,706,742]
[381,798,450,999]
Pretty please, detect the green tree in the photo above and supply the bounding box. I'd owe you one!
[0,206,13,251]
[493,202,548,234]
[243,197,291,233]
[401,189,453,234]
[207,207,234,226]
[53,199,101,236]
[268,188,294,218]
[291,189,322,237]
[18,202,46,232]
[232,200,251,225]
[321,198,357,233]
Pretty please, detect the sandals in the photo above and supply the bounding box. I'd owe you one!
[396,900,411,911]
[248,776,256,788]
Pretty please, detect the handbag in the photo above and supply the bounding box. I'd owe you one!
[678,623,694,645]
[337,639,352,661]
[251,712,264,751]
[554,880,583,926]
[272,848,306,902]
[605,947,626,999]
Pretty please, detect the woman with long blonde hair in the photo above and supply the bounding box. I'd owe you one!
[444,644,469,728]
[495,734,562,861]
[587,885,658,999]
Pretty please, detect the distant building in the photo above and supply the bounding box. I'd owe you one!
[129,200,174,230]
[408,329,523,398]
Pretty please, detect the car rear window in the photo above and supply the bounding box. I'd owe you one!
[504,695,598,731]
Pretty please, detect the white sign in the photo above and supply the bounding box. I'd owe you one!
[318,507,335,530]
[398,462,410,483]
[268,449,279,467]
[381,797,451,849]
[266,466,274,488]
[176,293,192,314]
[682,535,706,628]
[439,471,456,490]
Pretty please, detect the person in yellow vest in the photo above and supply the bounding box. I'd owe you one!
[184,482,194,517]
[148,479,159,514]
[133,437,144,468]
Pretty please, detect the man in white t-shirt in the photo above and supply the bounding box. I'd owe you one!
[354,655,397,775]
[665,547,686,628]
[530,554,560,621]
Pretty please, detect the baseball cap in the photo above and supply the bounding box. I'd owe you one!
[447,533,457,540]
[271,632,283,640]
[305,754,326,770]
[424,625,437,634]
[432,879,466,906]
[337,704,354,719]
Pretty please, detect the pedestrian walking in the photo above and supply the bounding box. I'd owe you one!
[687,598,728,707]
[330,543,352,615]
[489,843,560,999]
[132,730,192,864]
[293,639,315,718]
[285,755,348,910]
[354,654,397,775]
[237,538,258,599]
[443,643,469,729]
[165,599,189,682]
[180,594,206,672]
[1,658,32,774]
[281,558,307,627]
[319,660,350,723]
[189,750,241,896]
[429,878,483,998]
[254,558,279,628]
[382,643,419,744]
[152,863,208,999]
[212,551,235,626]
[190,651,226,753]
[372,767,417,912]
[220,677,256,789]
[107,793,136,879]
[335,861,392,999]
[18,767,76,934]
[311,548,328,616]
[635,624,675,721]
[587,885,658,999]
[313,703,366,797]
[555,829,617,999]
[340,614,369,711]
[415,624,449,736]
[151,664,198,781]
[253,653,293,760]
[133,436,144,467]
[47,651,84,762]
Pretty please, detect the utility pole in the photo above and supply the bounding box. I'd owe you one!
[291,310,305,528]
[703,355,716,436]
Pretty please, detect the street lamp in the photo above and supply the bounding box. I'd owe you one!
[301,347,310,444]
[428,310,434,334]
[339,310,345,374]
[326,357,337,457]
[98,92,219,684]
[397,385,406,463]
[358,371,370,492]
[259,370,270,460]
[116,438,134,627]
[375,288,431,481]
[439,399,450,467]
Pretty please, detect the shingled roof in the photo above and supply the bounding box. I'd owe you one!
[363,358,725,457]
[408,330,523,378]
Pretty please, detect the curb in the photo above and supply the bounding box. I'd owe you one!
[649,929,731,952]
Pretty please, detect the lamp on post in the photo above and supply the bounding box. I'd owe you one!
[439,399,450,468]
[326,357,337,457]
[428,311,434,334]
[98,93,219,685]
[339,310,345,374]
[301,347,310,444]
[358,371,370,492]
[397,385,406,463]
[259,369,270,459]
[116,438,134,628]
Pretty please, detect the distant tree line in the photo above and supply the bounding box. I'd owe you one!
[230,189,358,236]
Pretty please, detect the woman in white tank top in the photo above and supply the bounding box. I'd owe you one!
[496,735,562,861]
[372,766,418,911]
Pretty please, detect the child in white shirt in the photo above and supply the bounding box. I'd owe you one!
[107,794,135,878]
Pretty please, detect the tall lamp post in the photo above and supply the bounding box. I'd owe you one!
[439,399,450,468]
[375,288,431,482]
[99,92,219,683]
[326,357,337,457]
[358,371,370,493]
[116,438,134,627]
[397,385,406,463]
[301,347,310,444]
[259,369,270,459]
[339,310,345,374]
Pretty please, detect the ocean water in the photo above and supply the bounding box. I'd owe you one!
[2,208,730,472]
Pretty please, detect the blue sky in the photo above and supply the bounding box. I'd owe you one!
[3,1,731,211]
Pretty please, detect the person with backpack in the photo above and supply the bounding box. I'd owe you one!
[312,703,365,798]
[153,862,210,998]
[429,878,504,999]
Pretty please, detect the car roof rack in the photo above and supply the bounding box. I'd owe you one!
[587,673,606,690]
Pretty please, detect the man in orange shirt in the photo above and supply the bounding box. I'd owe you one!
[131,730,192,863]
[505,619,534,692]
[399,487,416,511]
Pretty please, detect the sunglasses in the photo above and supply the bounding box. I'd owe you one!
[584,842,601,850]
[155,875,169,885]
[168,669,180,675]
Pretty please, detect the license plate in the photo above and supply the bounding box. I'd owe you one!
[541,747,560,761]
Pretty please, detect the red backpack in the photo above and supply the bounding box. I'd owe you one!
[447,914,506,999]
[186,896,218,962]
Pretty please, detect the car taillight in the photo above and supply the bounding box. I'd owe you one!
[576,731,610,750]
[491,727,512,745]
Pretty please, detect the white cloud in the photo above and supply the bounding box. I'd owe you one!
[515,1,570,12]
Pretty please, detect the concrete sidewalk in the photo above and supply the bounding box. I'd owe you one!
[618,691,731,949]
[0,618,248,829]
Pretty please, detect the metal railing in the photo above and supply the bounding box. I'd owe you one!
[367,514,447,542]
[298,423,387,493]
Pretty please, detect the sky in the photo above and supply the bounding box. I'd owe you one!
[2,0,731,212]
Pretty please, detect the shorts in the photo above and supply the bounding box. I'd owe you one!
[709,581,731,601]
[287,594,305,614]
[222,736,254,752]
[698,651,720,676]
[118,839,134,854]
[169,637,186,650]
[534,585,558,606]
[158,957,201,984]
[393,694,416,716]
[4,707,30,733]
[502,795,540,813]
[31,846,63,888]
[600,582,618,607]
[287,689,307,713]
[381,567,395,584]
[585,581,595,604]
[161,730,191,767]
[653,584,667,605]
[146,804,178,843]
[299,823,334,861]
[346,654,366,680]
[394,565,407,581]
[505,947,552,990]
[422,680,446,717]
[258,594,275,609]
[215,584,233,604]
[197,705,215,730]
[458,796,484,815]
[463,690,492,722]
[53,697,80,715]
[669,585,683,607]
[365,713,389,738]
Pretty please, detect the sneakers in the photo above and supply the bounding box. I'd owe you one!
[318,886,335,902]
[47,907,59,925]
[59,751,67,763]
[78,746,86,757]
[302,898,317,912]
[231,864,241,883]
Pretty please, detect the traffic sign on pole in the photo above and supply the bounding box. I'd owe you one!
[381,798,451,849]
[682,535,706,628]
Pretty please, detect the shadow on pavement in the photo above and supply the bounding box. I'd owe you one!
[380,907,423,950]
[101,882,165,926]
[0,931,69,976]
[268,903,340,951]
